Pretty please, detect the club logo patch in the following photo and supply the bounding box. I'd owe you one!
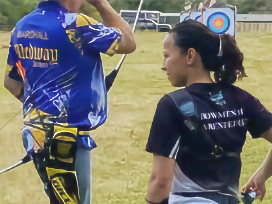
[209,91,226,106]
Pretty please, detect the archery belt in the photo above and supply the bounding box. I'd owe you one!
[22,124,80,204]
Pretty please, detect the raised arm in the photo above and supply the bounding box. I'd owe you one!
[88,0,136,54]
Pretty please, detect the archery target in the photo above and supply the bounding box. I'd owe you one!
[180,13,190,22]
[207,12,230,34]
[203,8,235,36]
[190,12,202,23]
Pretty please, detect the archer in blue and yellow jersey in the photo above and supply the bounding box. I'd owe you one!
[6,0,122,130]
[4,1,136,203]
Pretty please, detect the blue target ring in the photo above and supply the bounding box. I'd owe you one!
[195,15,201,21]
[207,12,230,34]
[184,16,189,21]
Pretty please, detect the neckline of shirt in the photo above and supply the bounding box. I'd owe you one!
[38,1,70,14]
[185,82,227,93]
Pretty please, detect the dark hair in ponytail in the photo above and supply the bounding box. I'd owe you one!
[169,19,247,85]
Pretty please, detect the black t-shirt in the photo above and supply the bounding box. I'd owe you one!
[146,83,272,197]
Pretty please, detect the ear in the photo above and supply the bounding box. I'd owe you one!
[186,48,196,65]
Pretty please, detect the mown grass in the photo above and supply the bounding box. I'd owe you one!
[0,30,272,204]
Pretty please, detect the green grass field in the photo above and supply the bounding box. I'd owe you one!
[1,31,272,204]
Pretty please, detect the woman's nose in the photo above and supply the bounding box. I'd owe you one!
[161,67,166,71]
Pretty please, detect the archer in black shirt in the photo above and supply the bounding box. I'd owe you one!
[145,20,272,204]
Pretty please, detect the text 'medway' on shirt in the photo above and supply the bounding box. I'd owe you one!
[6,1,122,130]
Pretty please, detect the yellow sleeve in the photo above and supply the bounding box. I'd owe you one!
[104,30,122,56]
[76,14,122,56]
[76,13,98,27]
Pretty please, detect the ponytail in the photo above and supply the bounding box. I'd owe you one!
[213,34,247,84]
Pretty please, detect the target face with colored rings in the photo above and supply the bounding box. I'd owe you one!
[180,13,189,22]
[207,12,230,34]
[190,12,202,23]
[195,15,201,21]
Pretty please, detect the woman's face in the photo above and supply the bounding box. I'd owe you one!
[162,33,190,87]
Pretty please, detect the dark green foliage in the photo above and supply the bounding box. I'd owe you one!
[0,0,271,27]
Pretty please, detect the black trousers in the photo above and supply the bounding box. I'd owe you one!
[173,192,240,204]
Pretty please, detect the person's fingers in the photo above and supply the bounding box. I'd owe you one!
[260,194,265,201]
[253,186,258,191]
[256,190,264,201]
[260,188,266,201]
[255,186,266,201]
[242,183,253,193]
[241,182,248,191]
[241,186,246,193]
[256,189,261,197]
[241,186,247,193]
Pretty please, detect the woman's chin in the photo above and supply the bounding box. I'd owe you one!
[168,77,184,87]
[170,82,179,87]
[170,81,185,88]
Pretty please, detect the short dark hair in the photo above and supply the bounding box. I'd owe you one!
[169,20,246,85]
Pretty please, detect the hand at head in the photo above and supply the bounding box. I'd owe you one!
[86,0,107,7]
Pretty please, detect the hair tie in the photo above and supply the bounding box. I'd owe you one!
[217,35,223,57]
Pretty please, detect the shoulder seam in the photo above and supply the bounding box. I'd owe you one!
[161,93,178,108]
[79,14,92,26]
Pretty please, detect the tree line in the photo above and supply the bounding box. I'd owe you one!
[0,0,271,27]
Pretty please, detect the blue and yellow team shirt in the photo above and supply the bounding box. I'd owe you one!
[6,1,122,130]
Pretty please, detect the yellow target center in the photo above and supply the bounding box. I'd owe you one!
[214,18,224,28]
